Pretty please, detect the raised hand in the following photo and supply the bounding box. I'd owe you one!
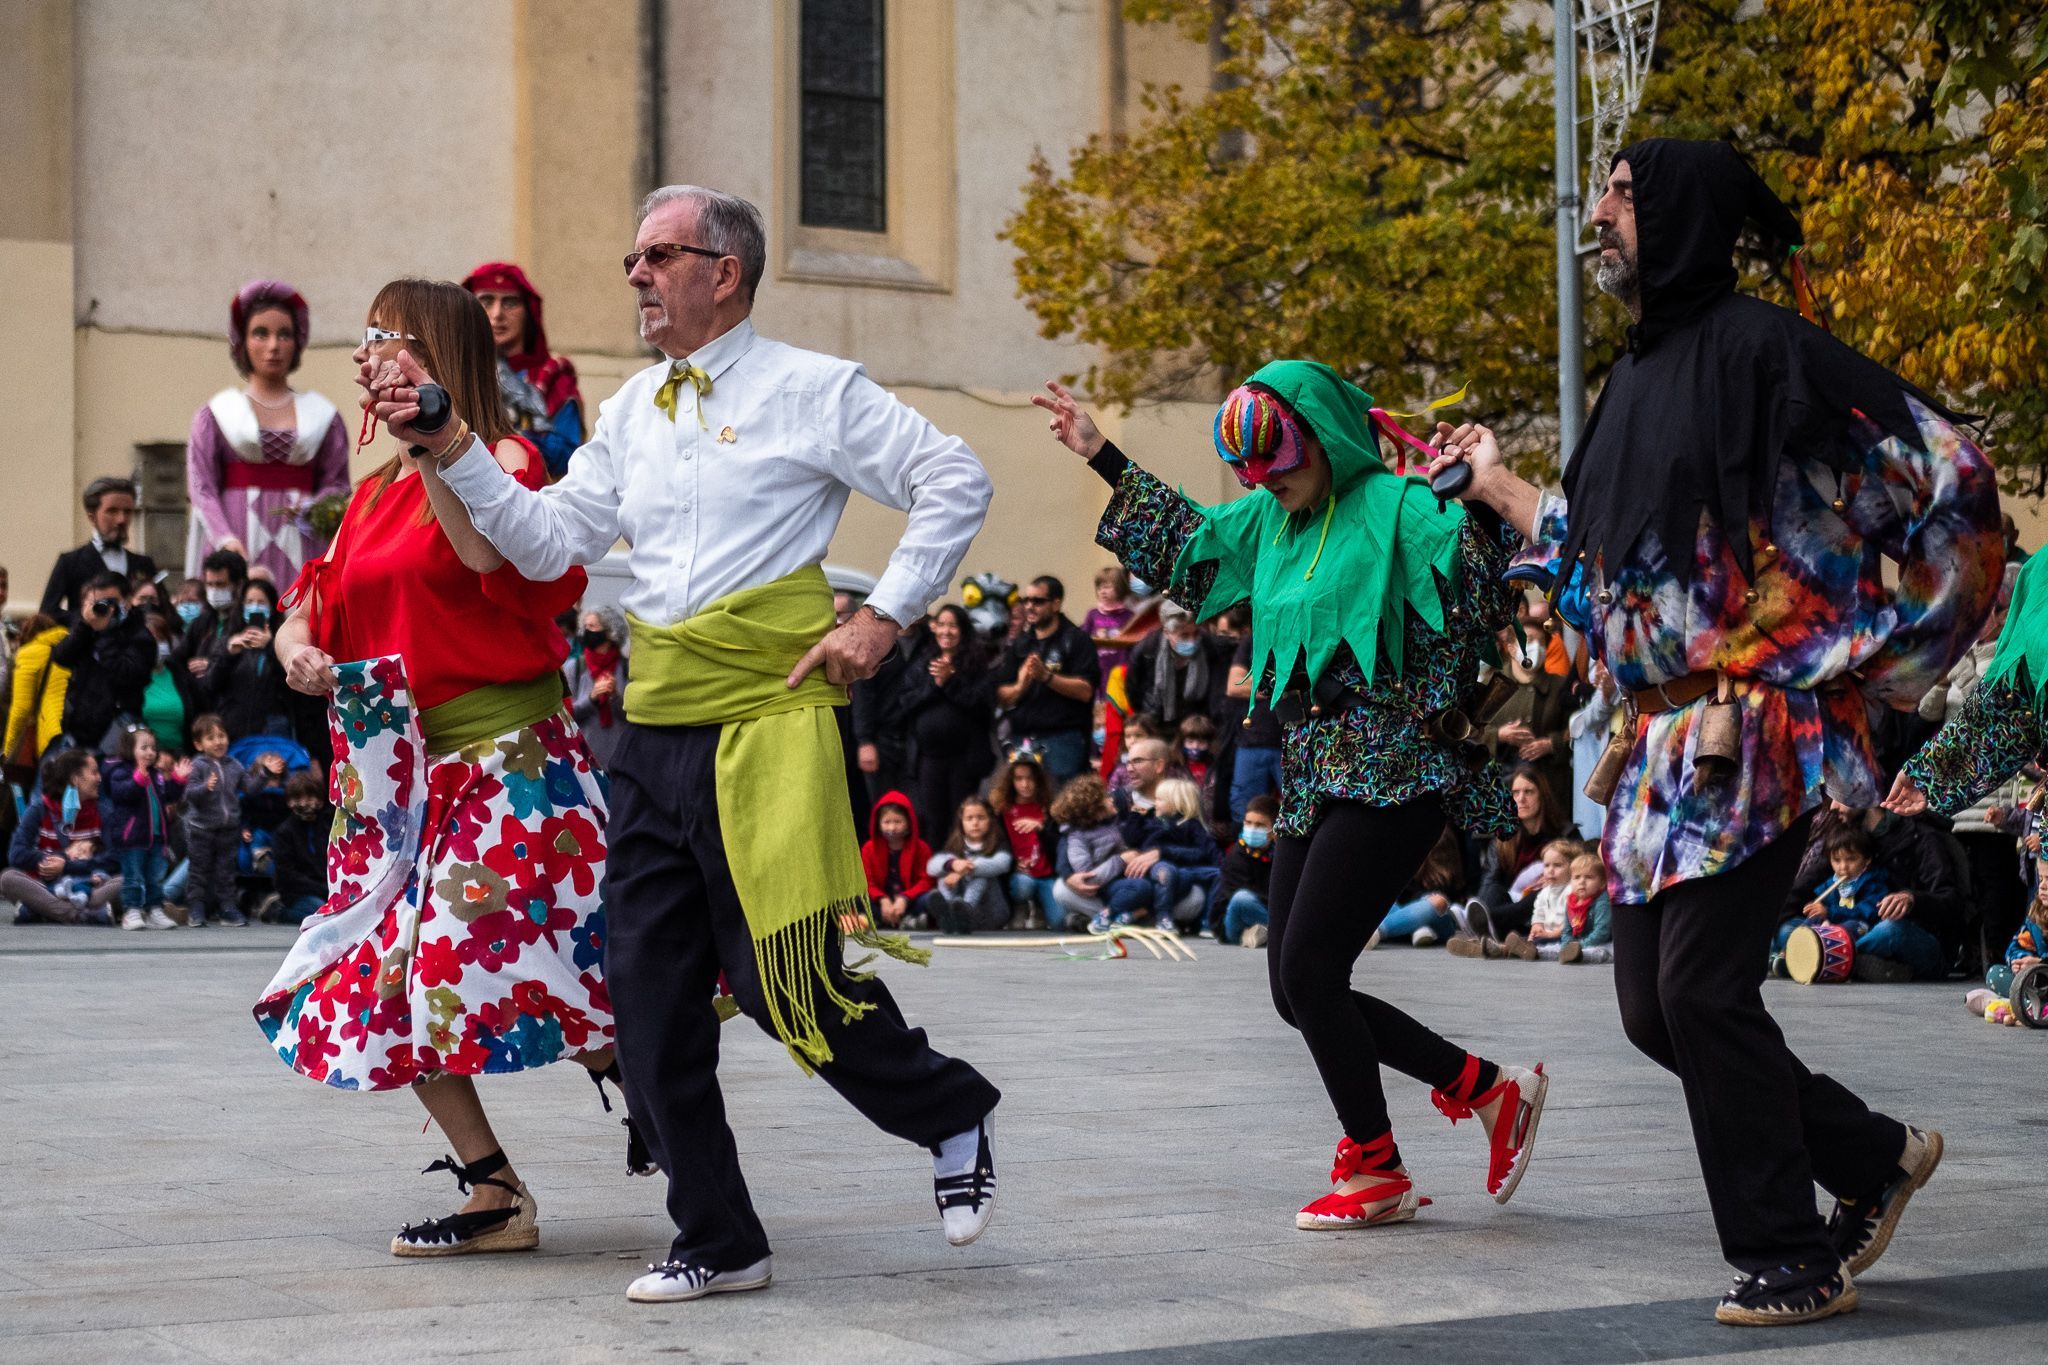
[363,349,460,455]
[1030,380,1107,459]
[1882,770,1928,816]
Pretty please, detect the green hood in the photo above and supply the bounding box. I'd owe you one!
[1173,360,1469,692]
[1981,551,2048,708]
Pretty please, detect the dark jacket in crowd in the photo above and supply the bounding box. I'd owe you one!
[8,794,120,879]
[40,543,159,626]
[851,632,921,799]
[103,759,185,852]
[898,636,997,757]
[1142,812,1218,868]
[183,754,270,831]
[1125,630,1234,726]
[1781,809,1963,953]
[200,623,296,741]
[271,806,332,901]
[1217,837,1274,906]
[995,615,1100,737]
[51,611,155,749]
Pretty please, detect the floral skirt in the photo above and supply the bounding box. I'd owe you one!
[254,656,613,1090]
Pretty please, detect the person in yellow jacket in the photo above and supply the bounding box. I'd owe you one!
[5,614,71,774]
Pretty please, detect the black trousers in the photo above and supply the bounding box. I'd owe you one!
[1268,797,1491,1156]
[916,741,994,839]
[605,714,1000,1270]
[183,822,240,917]
[1612,813,1906,1273]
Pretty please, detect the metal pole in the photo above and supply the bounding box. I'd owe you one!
[1554,0,1584,469]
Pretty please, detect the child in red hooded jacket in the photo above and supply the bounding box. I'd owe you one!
[861,789,937,929]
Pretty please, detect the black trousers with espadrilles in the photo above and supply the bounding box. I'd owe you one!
[1612,810,1908,1274]
[604,710,1000,1272]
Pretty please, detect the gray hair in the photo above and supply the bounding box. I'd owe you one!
[586,604,629,646]
[638,185,766,301]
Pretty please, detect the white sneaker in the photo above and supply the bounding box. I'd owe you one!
[1412,926,1440,947]
[626,1255,772,1303]
[1365,929,1382,951]
[934,1115,996,1246]
[120,907,146,931]
[146,908,178,930]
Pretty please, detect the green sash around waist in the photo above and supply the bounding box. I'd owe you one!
[420,672,567,754]
[627,564,927,1074]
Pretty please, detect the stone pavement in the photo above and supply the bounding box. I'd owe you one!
[3,922,2043,1364]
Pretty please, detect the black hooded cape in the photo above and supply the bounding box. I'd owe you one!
[1558,138,1962,588]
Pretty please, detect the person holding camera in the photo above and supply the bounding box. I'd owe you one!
[50,572,155,754]
[197,578,295,742]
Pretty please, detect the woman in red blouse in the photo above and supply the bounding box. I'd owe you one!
[258,279,627,1260]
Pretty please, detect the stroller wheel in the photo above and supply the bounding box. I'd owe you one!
[2011,962,2048,1030]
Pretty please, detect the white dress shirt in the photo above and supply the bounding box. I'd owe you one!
[438,319,992,628]
[91,534,129,579]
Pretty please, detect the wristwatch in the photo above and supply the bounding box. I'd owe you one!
[863,602,900,627]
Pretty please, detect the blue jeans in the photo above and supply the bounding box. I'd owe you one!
[117,847,169,911]
[1018,729,1089,786]
[1008,872,1057,921]
[1229,746,1283,822]
[1855,919,1945,980]
[1380,895,1456,941]
[162,858,189,904]
[1223,889,1269,939]
[281,894,326,924]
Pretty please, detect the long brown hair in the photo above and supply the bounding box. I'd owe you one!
[362,279,513,524]
[1494,762,1570,871]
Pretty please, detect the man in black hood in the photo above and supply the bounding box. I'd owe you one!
[1435,140,2001,1325]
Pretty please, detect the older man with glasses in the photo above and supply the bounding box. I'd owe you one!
[360,184,1000,1307]
[993,575,1101,784]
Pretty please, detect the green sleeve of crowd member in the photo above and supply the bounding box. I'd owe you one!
[1903,675,2046,816]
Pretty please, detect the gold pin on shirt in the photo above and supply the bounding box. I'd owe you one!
[718,426,737,444]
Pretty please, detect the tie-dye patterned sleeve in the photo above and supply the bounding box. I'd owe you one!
[1834,401,2003,707]
[1503,492,1591,632]
[1094,461,1223,616]
[1901,675,2045,816]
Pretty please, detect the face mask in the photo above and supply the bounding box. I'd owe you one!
[1171,638,1199,658]
[1241,825,1270,849]
[581,630,608,650]
[205,587,234,609]
[245,605,271,624]
[1091,726,1107,750]
[175,601,203,625]
[1183,743,1208,762]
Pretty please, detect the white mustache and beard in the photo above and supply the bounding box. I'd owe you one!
[1594,232,1639,303]
[636,290,667,342]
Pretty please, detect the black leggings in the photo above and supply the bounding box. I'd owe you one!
[1268,797,1497,1158]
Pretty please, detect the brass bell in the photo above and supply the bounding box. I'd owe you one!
[1597,590,1613,605]
[1831,497,1847,513]
[1745,589,1759,604]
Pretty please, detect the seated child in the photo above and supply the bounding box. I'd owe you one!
[1556,851,1614,963]
[270,771,333,924]
[1048,773,1126,932]
[858,789,936,931]
[1105,777,1217,933]
[1175,714,1216,787]
[1773,822,1887,958]
[1214,794,1276,946]
[1500,838,1582,961]
[1984,851,2048,1000]
[104,727,189,930]
[926,796,1014,935]
[992,755,1060,927]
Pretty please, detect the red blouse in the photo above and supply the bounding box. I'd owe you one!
[290,441,585,711]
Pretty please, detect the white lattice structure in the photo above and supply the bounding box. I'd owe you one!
[1575,0,1660,246]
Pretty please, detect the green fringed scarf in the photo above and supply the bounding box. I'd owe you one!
[1981,551,2048,708]
[1175,360,1468,692]
[625,565,928,1075]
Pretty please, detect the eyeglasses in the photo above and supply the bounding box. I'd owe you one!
[623,242,728,275]
[362,326,417,347]
[1018,595,1052,606]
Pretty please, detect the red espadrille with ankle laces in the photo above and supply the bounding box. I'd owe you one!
[1296,1133,1430,1231]
[1430,1056,1548,1205]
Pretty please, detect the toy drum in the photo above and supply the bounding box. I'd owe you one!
[1786,923,1854,984]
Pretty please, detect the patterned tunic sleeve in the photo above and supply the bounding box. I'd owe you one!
[1458,506,1522,637]
[1901,675,2045,816]
[1093,457,1224,617]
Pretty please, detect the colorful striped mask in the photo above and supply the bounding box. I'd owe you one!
[1212,385,1308,490]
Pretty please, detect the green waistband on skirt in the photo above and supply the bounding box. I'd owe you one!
[419,672,567,754]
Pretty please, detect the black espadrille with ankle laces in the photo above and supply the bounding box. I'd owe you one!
[1714,1260,1857,1326]
[389,1149,538,1257]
